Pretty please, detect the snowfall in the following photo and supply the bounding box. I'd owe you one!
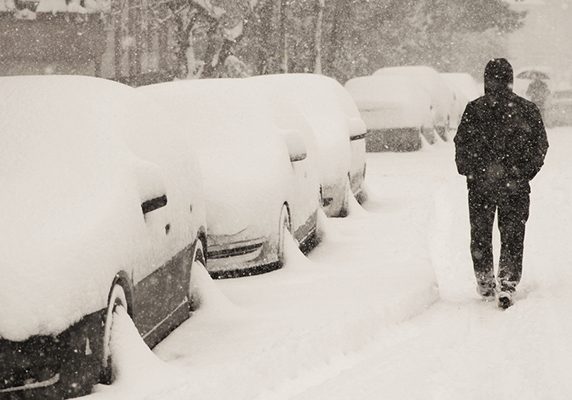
[83,126,572,400]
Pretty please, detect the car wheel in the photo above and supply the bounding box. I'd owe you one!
[189,240,205,312]
[100,284,129,385]
[338,177,351,218]
[277,205,292,266]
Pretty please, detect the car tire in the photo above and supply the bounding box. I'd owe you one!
[189,240,206,312]
[100,284,129,385]
[338,178,351,218]
[277,205,292,266]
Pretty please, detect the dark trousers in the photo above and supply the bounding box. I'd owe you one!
[468,182,530,293]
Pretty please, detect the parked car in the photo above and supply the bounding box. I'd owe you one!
[546,87,572,126]
[139,78,320,278]
[440,72,481,128]
[250,73,366,216]
[373,65,455,141]
[0,76,206,398]
[345,75,434,152]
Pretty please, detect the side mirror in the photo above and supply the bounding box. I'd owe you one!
[282,130,307,163]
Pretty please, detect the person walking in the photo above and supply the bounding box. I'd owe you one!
[454,58,549,309]
[526,76,550,118]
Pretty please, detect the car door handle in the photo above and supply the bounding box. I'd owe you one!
[141,194,168,215]
[350,132,367,141]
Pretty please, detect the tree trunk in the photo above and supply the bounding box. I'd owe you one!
[325,0,349,76]
[256,0,276,75]
[200,18,220,78]
[113,0,123,78]
[128,0,140,77]
[279,0,288,73]
[313,0,324,74]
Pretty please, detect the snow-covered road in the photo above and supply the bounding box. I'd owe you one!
[85,127,572,400]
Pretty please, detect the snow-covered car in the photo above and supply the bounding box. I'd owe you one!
[139,78,320,278]
[345,75,434,152]
[0,76,206,397]
[250,73,366,216]
[546,88,572,126]
[373,65,456,141]
[440,72,481,128]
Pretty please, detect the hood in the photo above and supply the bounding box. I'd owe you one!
[484,58,514,96]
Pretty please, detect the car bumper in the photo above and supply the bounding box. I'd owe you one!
[206,235,279,278]
[0,310,105,398]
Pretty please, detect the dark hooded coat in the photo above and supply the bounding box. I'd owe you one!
[454,59,549,191]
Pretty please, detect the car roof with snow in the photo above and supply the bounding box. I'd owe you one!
[345,75,432,110]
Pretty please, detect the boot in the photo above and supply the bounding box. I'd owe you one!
[498,291,513,309]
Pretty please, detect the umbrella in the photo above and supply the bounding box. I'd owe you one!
[516,70,550,80]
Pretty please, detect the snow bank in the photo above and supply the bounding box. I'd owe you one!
[345,75,434,129]
[0,76,152,341]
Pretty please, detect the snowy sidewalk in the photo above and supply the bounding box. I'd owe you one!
[288,128,572,400]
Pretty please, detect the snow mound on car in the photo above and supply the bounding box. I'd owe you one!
[139,79,292,239]
[0,76,153,341]
[249,74,353,188]
[345,75,434,129]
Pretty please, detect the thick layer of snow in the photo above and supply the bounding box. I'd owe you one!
[332,83,368,194]
[138,79,317,255]
[440,72,481,102]
[80,126,571,400]
[373,66,455,128]
[345,75,434,129]
[440,72,481,126]
[0,76,156,340]
[249,74,353,196]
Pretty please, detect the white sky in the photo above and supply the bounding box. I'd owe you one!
[507,0,572,85]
